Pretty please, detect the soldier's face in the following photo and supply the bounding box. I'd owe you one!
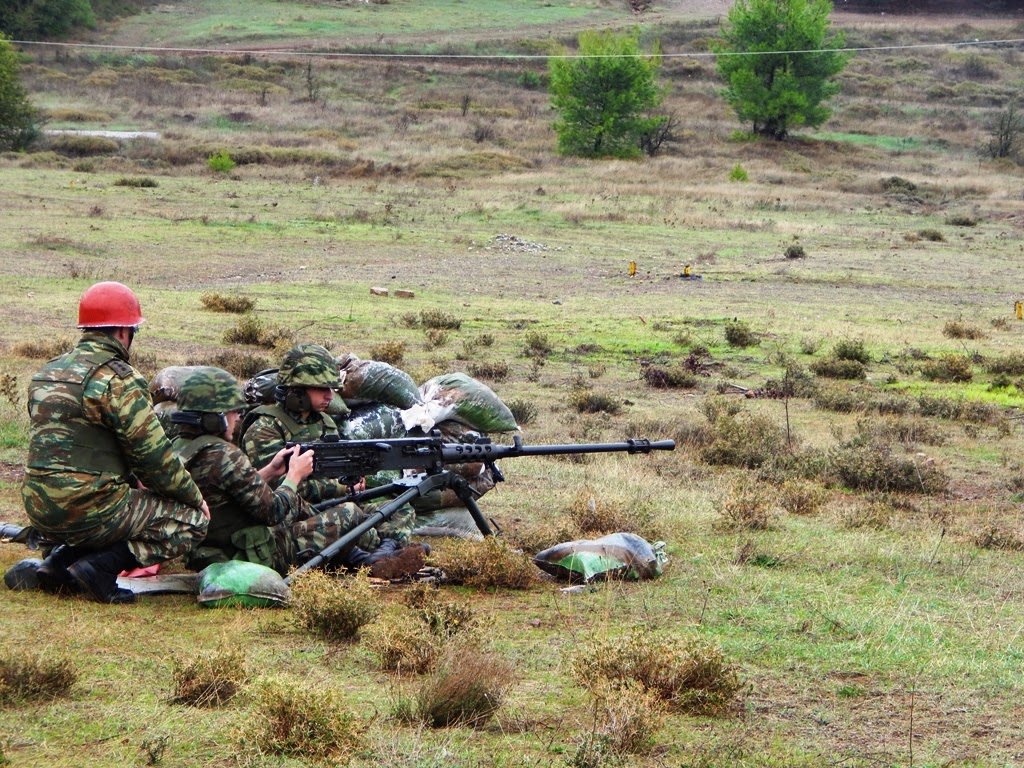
[306,387,333,413]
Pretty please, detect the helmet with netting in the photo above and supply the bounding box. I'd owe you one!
[177,367,247,413]
[277,343,339,388]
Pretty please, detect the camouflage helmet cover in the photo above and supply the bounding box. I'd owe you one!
[177,367,248,413]
[277,343,340,388]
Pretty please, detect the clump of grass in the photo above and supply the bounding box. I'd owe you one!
[810,357,866,380]
[943,320,985,340]
[222,314,292,348]
[778,479,827,516]
[945,213,978,227]
[918,228,945,242]
[401,644,516,728]
[423,328,449,349]
[863,415,945,447]
[0,650,77,705]
[973,524,1024,551]
[502,517,583,556]
[169,645,248,707]
[507,397,538,426]
[405,585,477,641]
[400,312,419,328]
[208,349,273,379]
[840,499,895,531]
[828,440,948,495]
[370,340,406,366]
[468,360,510,381]
[833,338,871,364]
[578,680,667,758]
[724,320,759,348]
[784,243,807,259]
[799,336,822,355]
[699,408,788,469]
[569,629,741,715]
[567,490,633,534]
[430,537,538,590]
[362,610,441,674]
[718,475,777,531]
[641,364,699,389]
[420,309,462,330]
[921,354,973,383]
[522,330,553,360]
[12,336,74,359]
[290,569,380,641]
[568,387,622,415]
[242,678,366,762]
[113,176,158,187]
[200,292,256,313]
[985,353,1024,376]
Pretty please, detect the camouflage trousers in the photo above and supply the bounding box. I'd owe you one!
[47,488,208,567]
[269,501,416,575]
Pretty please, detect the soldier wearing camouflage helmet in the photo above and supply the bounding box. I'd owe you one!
[176,367,425,575]
[21,282,210,604]
[240,342,416,546]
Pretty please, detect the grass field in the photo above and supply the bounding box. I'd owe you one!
[2,2,1024,766]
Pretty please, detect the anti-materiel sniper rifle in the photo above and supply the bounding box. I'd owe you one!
[284,433,675,583]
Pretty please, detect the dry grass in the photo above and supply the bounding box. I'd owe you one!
[169,645,249,707]
[222,314,292,349]
[200,292,256,313]
[369,340,406,367]
[11,337,74,359]
[569,630,741,715]
[718,475,778,531]
[0,651,77,705]
[362,609,442,674]
[403,643,516,728]
[429,537,538,590]
[242,677,366,762]
[289,568,380,642]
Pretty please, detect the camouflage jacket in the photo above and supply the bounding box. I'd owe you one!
[22,332,204,536]
[240,403,347,504]
[171,431,302,549]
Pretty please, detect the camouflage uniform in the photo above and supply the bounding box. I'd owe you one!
[172,430,375,575]
[240,343,414,545]
[21,332,208,566]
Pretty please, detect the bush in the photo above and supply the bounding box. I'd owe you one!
[828,441,948,495]
[0,38,43,151]
[430,538,538,590]
[507,397,538,426]
[47,134,119,157]
[170,646,248,707]
[0,650,77,705]
[222,314,291,348]
[522,330,553,360]
[833,338,870,363]
[784,243,807,259]
[921,354,973,383]
[729,163,749,182]
[369,340,406,367]
[945,213,978,227]
[641,364,699,389]
[569,629,741,715]
[778,478,827,516]
[568,387,622,415]
[207,149,236,173]
[718,475,777,530]
[700,410,788,469]
[290,569,380,641]
[810,357,866,380]
[243,678,366,762]
[200,292,255,313]
[580,680,667,757]
[112,176,158,188]
[724,320,758,348]
[362,611,441,674]
[467,360,510,381]
[985,353,1024,376]
[420,309,462,330]
[207,349,273,378]
[407,644,516,727]
[12,336,73,359]
[918,228,945,242]
[943,320,985,340]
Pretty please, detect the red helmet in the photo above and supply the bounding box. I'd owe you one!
[77,282,146,328]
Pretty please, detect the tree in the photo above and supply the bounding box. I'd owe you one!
[714,0,849,140]
[1,0,95,39]
[0,36,41,151]
[549,29,667,159]
[988,102,1023,160]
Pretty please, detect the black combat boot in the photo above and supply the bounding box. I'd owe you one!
[67,542,140,604]
[36,544,85,594]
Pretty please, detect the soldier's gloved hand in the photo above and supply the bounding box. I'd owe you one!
[285,446,315,486]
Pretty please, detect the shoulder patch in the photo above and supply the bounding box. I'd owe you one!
[108,359,135,379]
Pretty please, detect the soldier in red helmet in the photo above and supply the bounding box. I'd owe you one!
[21,282,210,604]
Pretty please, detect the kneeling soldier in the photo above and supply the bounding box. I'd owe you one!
[171,367,426,576]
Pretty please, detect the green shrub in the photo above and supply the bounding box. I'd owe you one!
[113,176,158,188]
[718,475,777,530]
[945,213,978,227]
[369,340,406,367]
[833,338,870,363]
[420,309,462,330]
[921,354,973,383]
[207,150,236,173]
[724,320,759,348]
[943,320,985,340]
[200,292,255,313]
[430,538,537,590]
[641,364,699,389]
[810,357,866,380]
[700,410,788,469]
[729,163,748,182]
[290,569,380,642]
[46,134,119,156]
[784,243,807,259]
[918,228,945,242]
[507,397,538,426]
[778,478,827,516]
[985,353,1024,376]
[522,330,553,360]
[222,314,291,348]
[828,440,948,494]
[568,387,622,415]
[467,360,510,381]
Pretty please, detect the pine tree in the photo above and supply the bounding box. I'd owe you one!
[715,0,849,140]
[0,36,41,152]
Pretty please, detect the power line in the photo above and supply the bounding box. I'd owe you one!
[8,36,1024,60]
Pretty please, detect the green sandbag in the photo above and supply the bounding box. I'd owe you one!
[403,373,518,433]
[196,561,290,608]
[342,403,407,440]
[533,533,666,584]
[338,354,423,408]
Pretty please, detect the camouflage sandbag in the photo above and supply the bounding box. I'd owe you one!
[342,403,407,440]
[533,533,667,584]
[338,354,423,409]
[243,367,349,418]
[196,561,290,608]
[150,365,205,404]
[402,373,518,434]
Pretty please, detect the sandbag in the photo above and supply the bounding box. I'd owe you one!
[342,403,407,440]
[196,561,290,608]
[402,373,518,434]
[533,533,667,583]
[412,509,485,540]
[150,365,205,404]
[339,354,423,409]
